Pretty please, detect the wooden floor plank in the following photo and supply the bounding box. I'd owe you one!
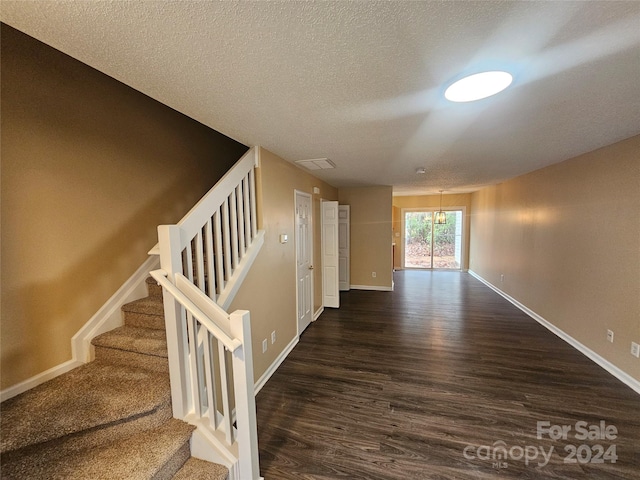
[256,271,640,479]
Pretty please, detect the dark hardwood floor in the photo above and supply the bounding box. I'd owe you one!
[255,271,640,479]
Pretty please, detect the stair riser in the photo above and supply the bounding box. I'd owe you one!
[95,347,169,373]
[146,278,163,299]
[124,311,165,330]
[153,442,191,480]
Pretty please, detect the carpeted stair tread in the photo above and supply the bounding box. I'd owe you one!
[0,361,170,454]
[2,418,194,479]
[122,296,165,316]
[173,457,229,480]
[92,325,168,358]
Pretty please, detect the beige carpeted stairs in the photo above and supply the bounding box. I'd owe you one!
[0,278,228,480]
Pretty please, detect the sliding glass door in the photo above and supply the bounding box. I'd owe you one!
[404,210,463,269]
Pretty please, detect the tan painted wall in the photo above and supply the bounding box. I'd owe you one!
[0,25,247,389]
[338,186,393,289]
[229,148,337,381]
[392,194,472,270]
[470,135,640,381]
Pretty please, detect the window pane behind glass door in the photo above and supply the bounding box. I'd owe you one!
[404,211,432,268]
[433,211,462,269]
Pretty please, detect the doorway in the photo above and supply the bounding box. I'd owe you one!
[403,209,463,269]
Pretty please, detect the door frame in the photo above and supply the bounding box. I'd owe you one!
[400,206,467,271]
[294,190,314,336]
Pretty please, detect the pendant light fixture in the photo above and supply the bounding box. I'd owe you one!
[435,190,447,225]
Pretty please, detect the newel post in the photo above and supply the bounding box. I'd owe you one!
[229,310,261,480]
[158,224,191,419]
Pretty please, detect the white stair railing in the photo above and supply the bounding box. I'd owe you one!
[153,147,263,479]
[150,271,259,480]
[160,147,264,311]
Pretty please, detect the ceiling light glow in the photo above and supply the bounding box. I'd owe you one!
[445,71,513,102]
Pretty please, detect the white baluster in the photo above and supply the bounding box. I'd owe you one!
[184,241,194,283]
[204,220,215,300]
[229,190,239,270]
[219,339,233,445]
[243,175,252,248]
[222,199,232,282]
[236,184,246,259]
[186,312,201,418]
[213,211,225,300]
[195,324,208,418]
[249,167,257,240]
[201,330,217,429]
[194,230,205,292]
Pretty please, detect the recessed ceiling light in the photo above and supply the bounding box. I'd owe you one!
[444,71,513,102]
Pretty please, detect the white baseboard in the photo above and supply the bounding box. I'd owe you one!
[71,255,160,363]
[254,336,298,395]
[0,359,82,402]
[350,284,393,291]
[468,270,640,395]
[313,307,324,321]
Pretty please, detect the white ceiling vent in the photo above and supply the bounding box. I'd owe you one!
[295,158,336,171]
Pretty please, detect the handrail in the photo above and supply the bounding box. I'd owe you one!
[174,272,232,333]
[150,269,241,352]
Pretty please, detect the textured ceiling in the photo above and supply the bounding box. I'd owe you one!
[2,1,639,195]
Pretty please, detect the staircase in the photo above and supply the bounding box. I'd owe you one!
[2,147,263,479]
[0,277,228,480]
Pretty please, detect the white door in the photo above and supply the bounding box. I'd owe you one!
[322,200,340,308]
[338,205,350,291]
[295,191,313,335]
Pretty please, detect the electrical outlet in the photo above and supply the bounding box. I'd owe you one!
[271,331,277,344]
[372,272,377,278]
[607,330,614,343]
[262,339,268,354]
[631,342,640,358]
